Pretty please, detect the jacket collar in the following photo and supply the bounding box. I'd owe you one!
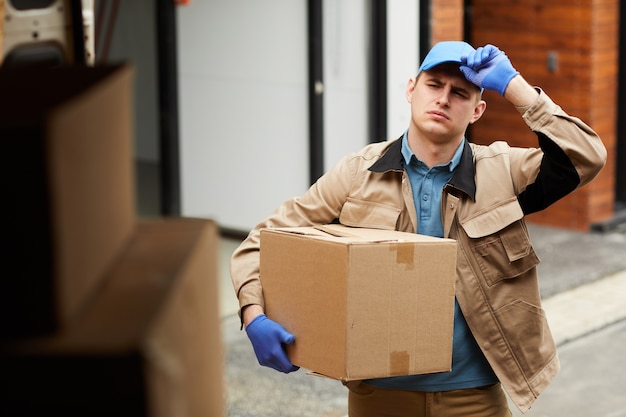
[368,137,477,201]
[448,140,477,201]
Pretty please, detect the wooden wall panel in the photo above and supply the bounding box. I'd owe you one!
[431,0,464,43]
[588,0,619,224]
[468,0,618,231]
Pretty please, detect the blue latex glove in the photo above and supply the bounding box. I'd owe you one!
[460,44,519,96]
[245,314,300,373]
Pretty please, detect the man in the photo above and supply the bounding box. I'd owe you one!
[230,41,607,416]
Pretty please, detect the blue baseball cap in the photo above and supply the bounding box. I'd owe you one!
[418,41,476,74]
[418,41,482,92]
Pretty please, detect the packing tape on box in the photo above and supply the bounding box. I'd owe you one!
[390,351,411,375]
[393,244,415,267]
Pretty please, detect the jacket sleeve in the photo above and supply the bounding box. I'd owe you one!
[229,152,355,319]
[511,89,607,214]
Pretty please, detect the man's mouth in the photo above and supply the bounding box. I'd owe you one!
[428,110,449,120]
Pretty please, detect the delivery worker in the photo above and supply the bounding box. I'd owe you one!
[230,41,607,416]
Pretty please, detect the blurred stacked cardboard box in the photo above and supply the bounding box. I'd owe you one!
[0,64,136,336]
[0,64,224,416]
[0,219,224,417]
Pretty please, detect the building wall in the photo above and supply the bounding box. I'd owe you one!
[466,0,618,231]
[175,0,618,232]
[431,0,464,43]
[177,0,310,231]
[177,1,420,232]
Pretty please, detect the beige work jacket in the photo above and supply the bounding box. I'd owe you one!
[230,90,607,413]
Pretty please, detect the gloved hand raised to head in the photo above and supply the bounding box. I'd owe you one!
[460,44,519,96]
[245,313,300,373]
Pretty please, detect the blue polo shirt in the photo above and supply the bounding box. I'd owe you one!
[365,132,498,392]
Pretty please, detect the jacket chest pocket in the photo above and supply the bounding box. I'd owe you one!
[339,197,401,230]
[460,198,539,286]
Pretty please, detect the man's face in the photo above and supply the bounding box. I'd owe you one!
[406,63,486,144]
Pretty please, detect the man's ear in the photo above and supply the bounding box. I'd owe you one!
[405,77,417,102]
[470,99,487,124]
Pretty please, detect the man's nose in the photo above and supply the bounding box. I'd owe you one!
[436,89,451,106]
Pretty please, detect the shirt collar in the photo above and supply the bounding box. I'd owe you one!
[367,137,477,201]
[401,130,465,172]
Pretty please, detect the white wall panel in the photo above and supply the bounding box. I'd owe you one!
[177,0,309,231]
[177,0,420,232]
[387,0,419,139]
[322,0,369,170]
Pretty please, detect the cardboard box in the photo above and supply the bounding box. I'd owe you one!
[260,224,457,381]
[0,219,225,417]
[0,64,135,337]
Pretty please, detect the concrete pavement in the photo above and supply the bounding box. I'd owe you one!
[509,320,626,417]
[219,223,626,416]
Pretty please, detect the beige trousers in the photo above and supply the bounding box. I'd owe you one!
[346,381,512,417]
